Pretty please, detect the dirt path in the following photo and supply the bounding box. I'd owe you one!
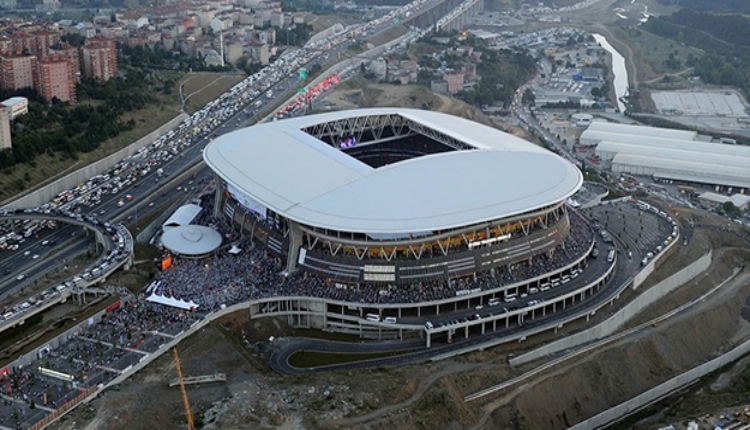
[468,252,750,429]
[330,361,493,427]
[642,67,694,84]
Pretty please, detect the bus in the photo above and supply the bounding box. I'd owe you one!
[607,249,616,263]
[636,200,650,211]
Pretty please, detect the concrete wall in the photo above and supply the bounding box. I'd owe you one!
[3,113,189,210]
[6,298,121,371]
[569,335,750,430]
[510,250,712,366]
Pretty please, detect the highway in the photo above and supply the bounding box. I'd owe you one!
[0,13,414,312]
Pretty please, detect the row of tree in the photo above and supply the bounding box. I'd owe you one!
[0,76,151,171]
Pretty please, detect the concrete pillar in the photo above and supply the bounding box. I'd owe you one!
[464,325,469,338]
[426,332,431,348]
[285,221,304,273]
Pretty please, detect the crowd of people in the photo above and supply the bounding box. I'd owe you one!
[148,208,595,309]
[0,208,596,429]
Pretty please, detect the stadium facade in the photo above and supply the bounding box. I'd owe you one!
[203,108,585,285]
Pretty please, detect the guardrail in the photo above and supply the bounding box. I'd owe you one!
[508,243,705,367]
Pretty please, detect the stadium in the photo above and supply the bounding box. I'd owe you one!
[203,108,588,288]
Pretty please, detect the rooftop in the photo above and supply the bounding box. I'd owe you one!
[204,108,582,234]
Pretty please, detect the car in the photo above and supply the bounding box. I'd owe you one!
[475,304,483,310]
[32,254,39,260]
[41,240,50,246]
[148,202,155,207]
[23,250,30,256]
[3,269,10,275]
[16,274,25,281]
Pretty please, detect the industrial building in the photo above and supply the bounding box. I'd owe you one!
[580,121,750,191]
[580,121,698,144]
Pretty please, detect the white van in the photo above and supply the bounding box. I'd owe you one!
[365,313,380,322]
[383,317,397,324]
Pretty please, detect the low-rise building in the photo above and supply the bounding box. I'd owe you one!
[0,96,28,119]
[698,192,750,212]
[443,70,464,94]
[0,110,11,149]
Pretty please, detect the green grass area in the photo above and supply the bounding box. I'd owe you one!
[0,71,242,205]
[177,72,246,114]
[288,349,409,368]
[617,27,703,87]
[367,25,408,47]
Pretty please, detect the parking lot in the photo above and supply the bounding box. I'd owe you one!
[583,198,678,266]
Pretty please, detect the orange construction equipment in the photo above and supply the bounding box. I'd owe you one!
[172,347,195,430]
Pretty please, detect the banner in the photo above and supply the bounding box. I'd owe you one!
[227,183,267,220]
[161,255,173,271]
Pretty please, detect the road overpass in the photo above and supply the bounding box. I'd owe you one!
[435,0,484,32]
[0,211,133,334]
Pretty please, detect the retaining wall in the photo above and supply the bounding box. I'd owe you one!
[569,335,750,430]
[6,298,123,370]
[510,250,712,366]
[3,113,189,210]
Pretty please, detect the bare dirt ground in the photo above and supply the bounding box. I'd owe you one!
[47,194,750,430]
[316,78,535,141]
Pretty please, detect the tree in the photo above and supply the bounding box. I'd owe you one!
[723,201,742,218]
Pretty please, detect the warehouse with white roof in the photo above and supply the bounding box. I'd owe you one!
[583,120,697,142]
[581,121,750,191]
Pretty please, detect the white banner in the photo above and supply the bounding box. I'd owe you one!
[227,183,267,219]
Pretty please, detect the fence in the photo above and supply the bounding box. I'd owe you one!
[28,385,98,430]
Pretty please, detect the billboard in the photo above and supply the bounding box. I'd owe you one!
[161,255,173,271]
[227,183,267,219]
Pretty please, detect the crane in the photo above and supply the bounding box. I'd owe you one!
[172,347,195,430]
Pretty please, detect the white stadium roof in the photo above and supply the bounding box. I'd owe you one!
[204,108,582,234]
[161,225,223,255]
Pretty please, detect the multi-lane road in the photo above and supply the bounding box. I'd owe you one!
[0,16,408,306]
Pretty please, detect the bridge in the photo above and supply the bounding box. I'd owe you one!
[0,210,134,334]
[168,373,227,387]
